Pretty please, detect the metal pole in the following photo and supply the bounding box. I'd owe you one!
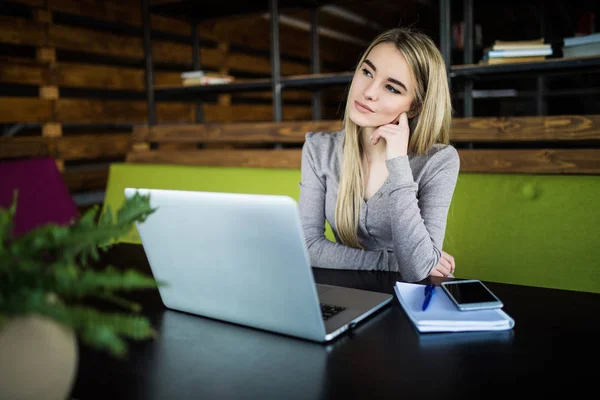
[536,75,546,115]
[310,7,322,120]
[463,0,473,65]
[463,80,473,117]
[269,0,282,122]
[439,0,452,74]
[141,0,156,125]
[192,22,204,123]
[463,0,473,117]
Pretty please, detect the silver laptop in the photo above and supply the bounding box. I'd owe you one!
[124,188,393,342]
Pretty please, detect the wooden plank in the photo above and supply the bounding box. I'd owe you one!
[126,148,600,174]
[11,0,45,6]
[0,58,45,85]
[51,99,313,124]
[34,9,53,24]
[199,14,360,68]
[235,87,346,104]
[451,115,600,142]
[36,47,56,64]
[61,168,109,192]
[0,137,51,159]
[0,98,53,123]
[0,133,129,161]
[0,16,46,46]
[57,133,130,160]
[225,51,309,76]
[39,85,59,100]
[55,99,145,123]
[55,62,144,90]
[47,0,191,36]
[155,71,185,87]
[53,62,181,90]
[49,24,143,60]
[236,91,313,102]
[126,149,302,169]
[42,122,62,137]
[56,99,195,123]
[48,25,310,75]
[55,159,65,172]
[203,104,312,122]
[153,40,192,65]
[458,149,600,174]
[133,120,343,143]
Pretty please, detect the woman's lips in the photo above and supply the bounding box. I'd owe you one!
[354,101,374,113]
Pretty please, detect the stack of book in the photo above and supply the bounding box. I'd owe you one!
[479,38,553,65]
[562,33,600,58]
[181,71,234,86]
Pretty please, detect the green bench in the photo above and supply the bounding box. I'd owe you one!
[103,162,600,294]
[103,118,600,294]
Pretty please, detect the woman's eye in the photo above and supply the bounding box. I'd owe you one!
[362,68,372,78]
[386,84,400,94]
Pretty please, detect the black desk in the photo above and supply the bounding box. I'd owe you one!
[73,244,600,399]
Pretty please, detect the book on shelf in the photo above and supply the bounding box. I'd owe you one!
[492,38,550,50]
[487,48,552,58]
[181,70,206,79]
[562,33,600,58]
[181,74,235,86]
[563,32,600,47]
[478,38,552,65]
[562,42,600,58]
[482,56,547,65]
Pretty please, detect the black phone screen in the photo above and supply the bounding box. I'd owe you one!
[444,281,498,304]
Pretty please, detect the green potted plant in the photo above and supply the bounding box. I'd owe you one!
[0,191,161,400]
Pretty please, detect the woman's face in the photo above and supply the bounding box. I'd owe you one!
[348,42,416,128]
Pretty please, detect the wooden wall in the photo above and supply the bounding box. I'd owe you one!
[1,0,364,210]
[126,116,600,174]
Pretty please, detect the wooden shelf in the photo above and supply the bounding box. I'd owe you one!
[450,55,600,77]
[155,72,353,101]
[151,0,334,21]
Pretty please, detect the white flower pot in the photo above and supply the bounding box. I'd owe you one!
[0,315,78,400]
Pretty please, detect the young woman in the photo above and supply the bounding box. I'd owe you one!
[298,27,459,282]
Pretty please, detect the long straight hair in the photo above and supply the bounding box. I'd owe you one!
[335,28,452,249]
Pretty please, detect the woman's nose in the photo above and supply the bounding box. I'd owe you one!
[363,81,378,101]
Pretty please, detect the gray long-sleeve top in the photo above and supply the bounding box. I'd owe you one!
[298,130,460,282]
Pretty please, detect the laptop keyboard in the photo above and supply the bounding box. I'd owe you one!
[320,303,346,321]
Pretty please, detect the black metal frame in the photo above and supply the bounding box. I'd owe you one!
[446,0,600,117]
[310,7,322,120]
[462,0,474,117]
[142,0,600,124]
[191,22,203,122]
[269,0,282,122]
[141,0,156,125]
[141,0,334,124]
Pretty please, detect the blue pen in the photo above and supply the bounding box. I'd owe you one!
[422,284,435,311]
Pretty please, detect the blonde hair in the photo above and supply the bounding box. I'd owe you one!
[335,27,452,249]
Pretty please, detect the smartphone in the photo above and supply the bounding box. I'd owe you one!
[441,280,503,311]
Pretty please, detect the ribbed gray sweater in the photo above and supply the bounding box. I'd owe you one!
[298,130,460,282]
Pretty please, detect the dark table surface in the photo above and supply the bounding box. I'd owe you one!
[72,243,600,399]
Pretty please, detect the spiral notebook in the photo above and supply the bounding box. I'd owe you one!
[394,282,515,333]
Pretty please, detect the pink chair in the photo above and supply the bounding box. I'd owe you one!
[0,157,79,236]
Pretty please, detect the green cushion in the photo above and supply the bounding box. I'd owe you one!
[101,163,335,244]
[444,173,600,294]
[103,163,600,294]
